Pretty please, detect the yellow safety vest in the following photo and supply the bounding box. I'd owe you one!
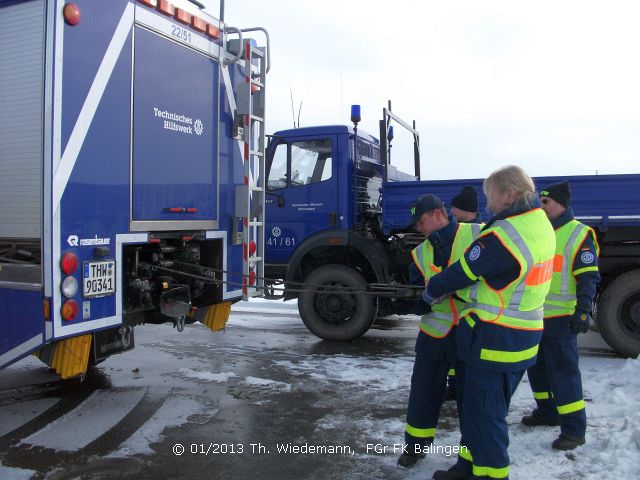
[411,223,481,338]
[458,208,555,336]
[544,219,600,318]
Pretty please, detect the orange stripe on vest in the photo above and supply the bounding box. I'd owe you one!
[526,259,554,286]
[553,254,564,273]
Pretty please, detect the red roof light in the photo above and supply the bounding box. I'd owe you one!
[63,3,81,26]
[157,0,175,16]
[206,24,221,40]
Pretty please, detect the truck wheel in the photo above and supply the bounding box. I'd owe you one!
[298,264,376,341]
[597,269,640,357]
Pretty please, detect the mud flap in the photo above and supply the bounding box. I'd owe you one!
[197,302,232,332]
[36,334,92,379]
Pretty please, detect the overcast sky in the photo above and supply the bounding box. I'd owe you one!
[210,0,640,180]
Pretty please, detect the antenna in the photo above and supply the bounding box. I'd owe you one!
[290,88,296,128]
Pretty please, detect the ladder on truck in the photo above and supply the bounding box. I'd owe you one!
[236,38,267,300]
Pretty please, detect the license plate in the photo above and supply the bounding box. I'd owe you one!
[83,261,116,298]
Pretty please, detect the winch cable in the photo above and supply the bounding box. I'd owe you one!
[170,260,422,298]
[137,262,422,299]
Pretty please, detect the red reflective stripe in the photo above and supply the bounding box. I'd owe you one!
[526,259,553,286]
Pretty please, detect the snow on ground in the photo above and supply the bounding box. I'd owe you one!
[0,464,36,480]
[243,376,292,392]
[274,346,640,480]
[178,368,238,383]
[508,356,640,480]
[275,355,413,392]
[22,388,147,451]
[108,396,214,457]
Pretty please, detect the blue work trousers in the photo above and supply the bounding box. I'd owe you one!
[404,329,458,448]
[526,334,586,437]
[454,361,524,480]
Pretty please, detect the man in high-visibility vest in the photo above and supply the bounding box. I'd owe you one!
[398,194,481,468]
[522,181,600,450]
[423,166,556,480]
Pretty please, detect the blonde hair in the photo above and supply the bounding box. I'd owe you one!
[484,165,536,205]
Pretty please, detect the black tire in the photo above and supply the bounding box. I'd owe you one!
[298,264,377,341]
[597,269,640,357]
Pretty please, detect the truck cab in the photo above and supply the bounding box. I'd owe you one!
[264,124,420,340]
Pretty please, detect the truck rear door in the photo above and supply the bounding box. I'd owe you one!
[131,26,219,231]
[265,135,338,263]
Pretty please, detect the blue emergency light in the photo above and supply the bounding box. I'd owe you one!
[350,105,361,125]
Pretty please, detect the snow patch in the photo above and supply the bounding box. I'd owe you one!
[0,463,37,480]
[276,355,413,391]
[179,368,237,383]
[243,376,292,392]
[108,396,213,457]
[22,388,146,451]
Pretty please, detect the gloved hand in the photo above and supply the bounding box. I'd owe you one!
[422,286,438,305]
[570,308,591,334]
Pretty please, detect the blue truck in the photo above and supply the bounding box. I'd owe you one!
[0,0,268,377]
[264,104,640,357]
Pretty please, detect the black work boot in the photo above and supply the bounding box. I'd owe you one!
[552,432,585,451]
[397,450,426,468]
[432,465,471,480]
[521,409,560,427]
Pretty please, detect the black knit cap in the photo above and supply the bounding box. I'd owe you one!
[451,185,478,213]
[540,180,571,208]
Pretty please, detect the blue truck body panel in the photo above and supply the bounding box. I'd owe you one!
[1,0,256,369]
[0,288,44,367]
[382,174,640,234]
[132,27,219,223]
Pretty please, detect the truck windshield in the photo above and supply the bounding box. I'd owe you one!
[267,139,332,190]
